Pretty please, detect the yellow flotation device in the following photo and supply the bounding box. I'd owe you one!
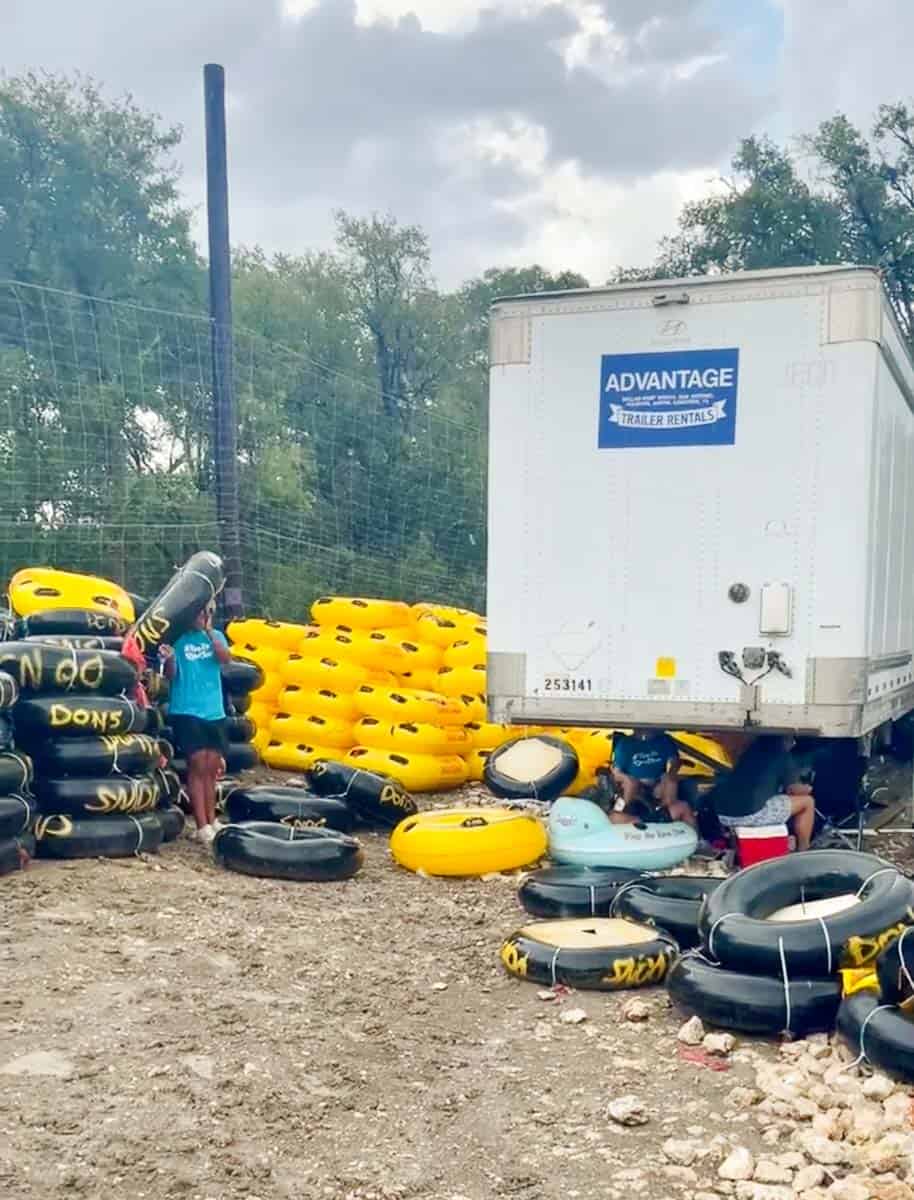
[248,675,284,705]
[353,685,465,726]
[233,644,287,676]
[269,712,356,750]
[410,603,484,628]
[252,727,272,754]
[9,567,134,621]
[443,638,486,669]
[449,694,487,724]
[396,667,441,692]
[672,732,733,778]
[435,664,486,698]
[345,747,468,792]
[390,807,546,877]
[465,722,515,751]
[261,740,345,772]
[277,685,360,722]
[227,618,311,652]
[413,612,473,648]
[311,596,410,630]
[297,628,408,674]
[463,748,491,782]
[246,701,275,729]
[353,718,472,756]
[397,640,443,671]
[282,654,369,692]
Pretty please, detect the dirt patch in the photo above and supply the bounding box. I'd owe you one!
[1,778,912,1200]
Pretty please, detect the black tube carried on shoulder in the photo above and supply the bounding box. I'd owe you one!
[0,794,38,839]
[213,821,363,882]
[484,736,579,803]
[0,833,35,876]
[668,953,841,1036]
[34,774,161,816]
[24,634,124,652]
[15,696,153,739]
[223,784,354,832]
[519,866,645,919]
[34,812,163,858]
[837,990,914,1082]
[32,733,162,778]
[221,659,264,696]
[307,759,416,827]
[612,876,723,950]
[699,850,914,977]
[16,608,127,637]
[129,551,225,654]
[0,642,137,696]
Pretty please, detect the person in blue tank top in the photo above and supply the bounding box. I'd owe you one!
[161,602,232,844]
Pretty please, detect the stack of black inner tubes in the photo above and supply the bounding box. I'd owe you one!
[0,665,34,878]
[160,656,263,793]
[213,759,418,883]
[667,849,914,1037]
[5,609,183,859]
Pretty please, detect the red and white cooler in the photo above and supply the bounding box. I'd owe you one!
[735,824,790,867]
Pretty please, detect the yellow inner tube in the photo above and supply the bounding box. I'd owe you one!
[354,718,472,756]
[311,596,411,630]
[261,741,345,772]
[345,747,468,792]
[390,807,546,876]
[269,713,356,750]
[277,685,360,721]
[227,618,311,651]
[9,567,134,621]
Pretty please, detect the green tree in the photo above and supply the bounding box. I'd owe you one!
[0,71,201,304]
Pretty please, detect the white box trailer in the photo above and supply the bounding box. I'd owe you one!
[486,266,914,742]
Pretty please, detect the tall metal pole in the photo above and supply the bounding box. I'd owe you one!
[204,63,243,618]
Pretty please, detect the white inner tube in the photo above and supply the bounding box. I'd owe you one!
[496,738,564,782]
[766,893,861,922]
[518,917,657,949]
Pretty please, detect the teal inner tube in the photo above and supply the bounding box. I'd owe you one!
[548,797,697,871]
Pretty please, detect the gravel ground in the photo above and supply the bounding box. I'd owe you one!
[2,774,914,1200]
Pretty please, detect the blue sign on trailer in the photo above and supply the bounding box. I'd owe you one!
[598,347,739,449]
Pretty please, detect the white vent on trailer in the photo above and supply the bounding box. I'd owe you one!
[759,583,792,637]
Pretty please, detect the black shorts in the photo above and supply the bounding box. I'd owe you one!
[171,715,228,759]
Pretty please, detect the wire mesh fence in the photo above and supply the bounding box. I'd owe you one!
[0,281,486,616]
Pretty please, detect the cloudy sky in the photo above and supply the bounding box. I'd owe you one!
[5,0,912,286]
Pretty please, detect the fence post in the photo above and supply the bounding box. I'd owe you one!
[203,63,244,618]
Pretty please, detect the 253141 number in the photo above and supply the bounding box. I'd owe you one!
[543,677,592,692]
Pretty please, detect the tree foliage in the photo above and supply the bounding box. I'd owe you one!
[621,109,914,346]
